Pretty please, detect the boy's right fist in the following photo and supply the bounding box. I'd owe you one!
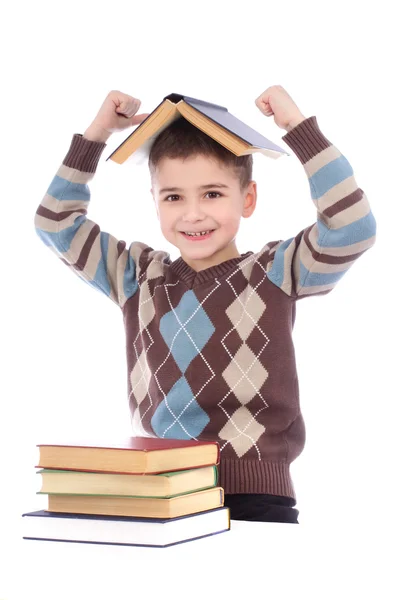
[84,90,150,142]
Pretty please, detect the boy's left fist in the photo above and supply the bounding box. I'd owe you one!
[255,85,306,132]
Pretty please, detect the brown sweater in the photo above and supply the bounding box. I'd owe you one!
[34,116,376,499]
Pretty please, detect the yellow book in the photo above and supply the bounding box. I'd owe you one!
[106,92,289,165]
[37,465,217,498]
[47,487,224,519]
[36,437,219,475]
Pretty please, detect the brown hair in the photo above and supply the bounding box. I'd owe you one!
[148,117,253,193]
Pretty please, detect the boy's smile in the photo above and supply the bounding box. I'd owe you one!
[151,154,257,272]
[180,230,215,241]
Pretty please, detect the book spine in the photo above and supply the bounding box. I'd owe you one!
[213,465,218,486]
[184,97,228,112]
[215,442,221,465]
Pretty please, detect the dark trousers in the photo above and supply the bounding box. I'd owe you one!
[224,493,299,524]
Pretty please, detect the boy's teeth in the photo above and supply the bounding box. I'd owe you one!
[185,230,212,237]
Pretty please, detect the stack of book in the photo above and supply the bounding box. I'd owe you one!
[22,437,230,548]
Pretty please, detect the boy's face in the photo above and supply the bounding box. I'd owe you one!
[151,154,257,272]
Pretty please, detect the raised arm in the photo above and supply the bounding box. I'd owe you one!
[254,85,376,299]
[265,115,376,298]
[34,91,151,308]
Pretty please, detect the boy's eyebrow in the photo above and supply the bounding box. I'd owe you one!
[159,183,230,194]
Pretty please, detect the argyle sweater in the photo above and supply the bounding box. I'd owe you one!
[34,116,376,499]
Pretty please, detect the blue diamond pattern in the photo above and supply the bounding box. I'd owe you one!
[159,290,215,373]
[151,376,210,439]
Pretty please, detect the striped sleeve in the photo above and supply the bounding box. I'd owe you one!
[265,116,377,299]
[34,133,150,308]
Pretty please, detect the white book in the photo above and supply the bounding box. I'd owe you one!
[22,507,230,548]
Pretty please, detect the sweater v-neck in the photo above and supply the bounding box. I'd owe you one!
[170,251,254,287]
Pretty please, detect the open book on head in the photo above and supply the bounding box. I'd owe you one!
[106,92,290,166]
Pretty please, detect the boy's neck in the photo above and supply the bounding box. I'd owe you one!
[180,241,241,273]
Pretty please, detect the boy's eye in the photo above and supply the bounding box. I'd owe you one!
[164,191,222,202]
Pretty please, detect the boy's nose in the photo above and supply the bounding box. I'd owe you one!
[182,204,206,220]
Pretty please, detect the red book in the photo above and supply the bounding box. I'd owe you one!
[36,437,220,475]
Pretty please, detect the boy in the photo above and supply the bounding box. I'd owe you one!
[34,86,377,524]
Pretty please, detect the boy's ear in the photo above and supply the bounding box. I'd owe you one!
[242,181,257,218]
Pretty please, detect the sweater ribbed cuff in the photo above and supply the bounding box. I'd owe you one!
[218,458,296,499]
[63,133,107,174]
[282,115,331,164]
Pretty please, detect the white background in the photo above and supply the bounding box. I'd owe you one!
[1,0,399,597]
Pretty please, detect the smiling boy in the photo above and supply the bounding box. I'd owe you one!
[34,86,376,523]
